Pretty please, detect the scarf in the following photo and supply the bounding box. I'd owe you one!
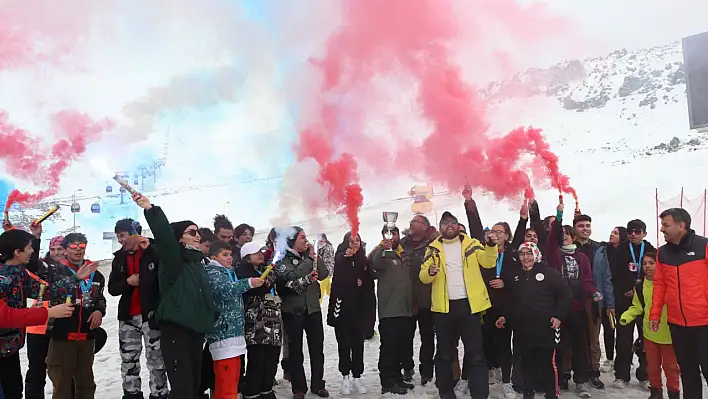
[560,244,577,255]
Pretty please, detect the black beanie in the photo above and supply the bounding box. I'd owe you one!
[171,220,197,241]
[286,226,304,249]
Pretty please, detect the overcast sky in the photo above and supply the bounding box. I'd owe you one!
[538,0,708,53]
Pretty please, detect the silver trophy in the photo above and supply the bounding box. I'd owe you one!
[382,211,398,253]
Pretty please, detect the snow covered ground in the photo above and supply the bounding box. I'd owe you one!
[18,262,708,398]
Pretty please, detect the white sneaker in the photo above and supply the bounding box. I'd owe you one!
[611,379,628,389]
[488,369,498,384]
[340,375,352,395]
[600,359,613,373]
[455,379,468,393]
[352,377,367,394]
[640,380,651,391]
[494,368,503,383]
[502,383,516,399]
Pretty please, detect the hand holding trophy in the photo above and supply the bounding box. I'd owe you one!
[382,211,398,254]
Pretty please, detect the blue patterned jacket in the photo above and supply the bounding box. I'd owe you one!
[204,260,252,345]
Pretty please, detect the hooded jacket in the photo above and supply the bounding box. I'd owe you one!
[108,239,161,328]
[502,261,571,348]
[204,260,252,360]
[236,262,281,347]
[143,205,217,334]
[327,233,374,327]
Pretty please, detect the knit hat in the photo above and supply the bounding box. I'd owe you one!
[518,242,542,264]
[49,236,64,248]
[170,220,197,241]
[240,241,263,260]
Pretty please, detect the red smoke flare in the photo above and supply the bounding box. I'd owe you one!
[291,0,577,219]
[1,110,114,211]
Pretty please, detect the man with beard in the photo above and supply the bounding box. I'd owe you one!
[420,211,498,399]
[370,226,414,394]
[400,214,436,385]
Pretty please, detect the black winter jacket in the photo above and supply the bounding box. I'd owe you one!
[107,240,161,329]
[327,237,374,327]
[611,240,656,296]
[502,262,571,348]
[48,260,107,341]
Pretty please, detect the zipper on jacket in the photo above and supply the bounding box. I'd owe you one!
[77,286,82,334]
[676,265,687,326]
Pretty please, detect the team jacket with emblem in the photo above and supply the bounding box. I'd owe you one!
[651,230,708,327]
[0,262,77,357]
[48,260,107,341]
[108,240,161,328]
[501,262,571,348]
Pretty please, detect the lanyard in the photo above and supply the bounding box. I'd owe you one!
[629,241,645,276]
[67,268,95,294]
[227,269,237,283]
[255,268,275,295]
[496,251,504,278]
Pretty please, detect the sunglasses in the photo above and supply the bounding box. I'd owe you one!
[184,229,199,237]
[628,229,644,235]
[67,243,87,250]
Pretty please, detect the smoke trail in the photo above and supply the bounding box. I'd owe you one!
[284,0,578,226]
[1,111,114,209]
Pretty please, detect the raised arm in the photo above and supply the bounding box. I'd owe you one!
[463,185,485,242]
[510,203,529,250]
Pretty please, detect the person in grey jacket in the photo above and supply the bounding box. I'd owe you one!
[370,226,414,395]
[275,226,330,399]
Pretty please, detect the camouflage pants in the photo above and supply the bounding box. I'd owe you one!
[118,315,168,397]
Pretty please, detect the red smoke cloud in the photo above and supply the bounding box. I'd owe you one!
[290,0,577,227]
[1,111,114,211]
[1,3,115,213]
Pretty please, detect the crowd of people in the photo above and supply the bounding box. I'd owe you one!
[0,186,707,399]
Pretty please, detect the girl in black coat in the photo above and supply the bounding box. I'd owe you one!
[326,232,374,395]
[497,242,571,399]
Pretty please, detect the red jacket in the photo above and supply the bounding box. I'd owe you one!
[651,231,708,327]
[0,300,48,329]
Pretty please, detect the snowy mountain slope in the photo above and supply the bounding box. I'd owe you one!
[6,40,706,260]
[9,39,708,398]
